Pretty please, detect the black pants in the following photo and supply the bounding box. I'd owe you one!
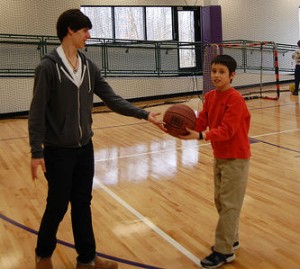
[295,65,300,93]
[36,141,96,263]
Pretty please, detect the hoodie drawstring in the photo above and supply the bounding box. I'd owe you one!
[56,63,61,82]
[86,61,91,92]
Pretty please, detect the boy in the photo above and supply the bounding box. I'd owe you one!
[180,54,251,268]
[29,9,165,269]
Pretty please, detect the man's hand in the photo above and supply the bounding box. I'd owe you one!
[31,158,46,180]
[147,111,168,132]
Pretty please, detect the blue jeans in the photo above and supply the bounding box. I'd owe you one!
[36,140,96,263]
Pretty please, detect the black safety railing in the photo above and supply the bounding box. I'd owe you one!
[0,34,297,77]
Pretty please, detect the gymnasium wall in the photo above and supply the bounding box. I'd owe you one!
[0,0,298,115]
[1,0,298,44]
[219,0,299,44]
[0,1,75,35]
[81,0,300,44]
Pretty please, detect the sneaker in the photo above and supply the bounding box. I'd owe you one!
[35,256,53,269]
[200,251,235,269]
[211,241,240,251]
[233,241,240,250]
[76,256,118,269]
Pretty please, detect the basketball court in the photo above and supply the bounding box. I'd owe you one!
[0,86,299,268]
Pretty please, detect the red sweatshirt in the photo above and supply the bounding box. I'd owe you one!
[196,88,251,159]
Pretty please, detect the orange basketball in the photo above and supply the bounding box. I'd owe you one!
[163,104,196,137]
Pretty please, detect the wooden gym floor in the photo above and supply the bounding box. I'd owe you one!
[0,89,299,269]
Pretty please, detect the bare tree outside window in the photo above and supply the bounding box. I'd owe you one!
[81,6,113,39]
[115,7,144,40]
[146,7,173,41]
[178,11,196,68]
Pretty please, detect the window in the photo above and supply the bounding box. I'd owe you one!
[81,6,175,41]
[80,6,201,73]
[146,7,173,41]
[81,6,113,39]
[115,7,145,40]
[178,10,196,68]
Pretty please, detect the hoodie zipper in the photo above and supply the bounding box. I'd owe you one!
[57,62,89,147]
[77,86,82,147]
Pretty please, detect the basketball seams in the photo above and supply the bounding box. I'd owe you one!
[165,112,195,125]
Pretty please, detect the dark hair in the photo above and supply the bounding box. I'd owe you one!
[297,40,300,47]
[56,9,92,42]
[211,54,237,75]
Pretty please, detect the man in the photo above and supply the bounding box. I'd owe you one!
[292,40,300,96]
[29,9,165,269]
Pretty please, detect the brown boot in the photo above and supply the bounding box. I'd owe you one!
[76,256,118,269]
[36,256,53,269]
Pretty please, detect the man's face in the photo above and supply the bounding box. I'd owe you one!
[71,27,91,49]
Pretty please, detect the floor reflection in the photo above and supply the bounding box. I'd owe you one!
[93,138,200,186]
[113,219,150,237]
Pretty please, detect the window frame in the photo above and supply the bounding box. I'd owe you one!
[80,5,202,75]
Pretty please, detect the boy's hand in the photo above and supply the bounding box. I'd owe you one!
[178,128,200,140]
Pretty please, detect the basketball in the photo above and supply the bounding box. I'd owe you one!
[163,104,196,137]
[289,83,295,93]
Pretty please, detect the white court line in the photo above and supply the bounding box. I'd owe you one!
[251,128,300,138]
[97,181,201,265]
[95,128,300,265]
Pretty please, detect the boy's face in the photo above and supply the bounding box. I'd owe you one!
[210,63,235,91]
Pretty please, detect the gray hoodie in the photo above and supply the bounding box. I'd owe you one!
[28,49,149,158]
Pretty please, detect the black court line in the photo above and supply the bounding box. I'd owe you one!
[0,213,164,269]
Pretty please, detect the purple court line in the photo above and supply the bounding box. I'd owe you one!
[250,137,300,154]
[0,212,164,269]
